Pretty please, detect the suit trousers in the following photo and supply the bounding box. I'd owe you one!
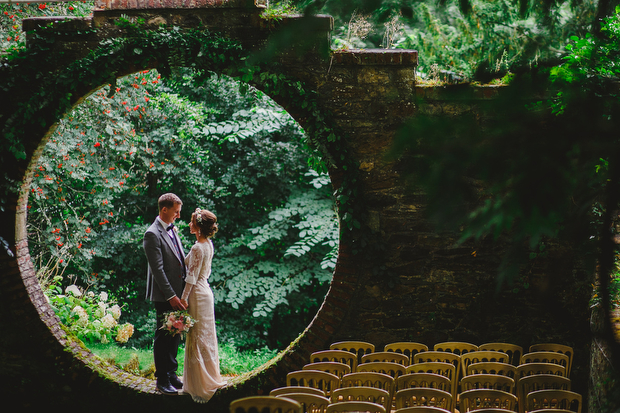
[154,301,181,380]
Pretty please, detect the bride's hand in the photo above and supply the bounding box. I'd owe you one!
[181,299,188,309]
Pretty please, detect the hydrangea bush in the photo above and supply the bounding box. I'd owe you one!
[45,276,134,344]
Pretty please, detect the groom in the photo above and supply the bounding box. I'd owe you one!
[144,193,187,395]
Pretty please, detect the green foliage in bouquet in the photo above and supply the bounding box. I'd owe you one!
[44,276,134,345]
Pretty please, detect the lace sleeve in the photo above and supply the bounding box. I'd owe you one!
[184,244,204,286]
[181,283,193,302]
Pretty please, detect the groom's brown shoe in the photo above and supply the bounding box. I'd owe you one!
[157,378,179,395]
[168,372,183,390]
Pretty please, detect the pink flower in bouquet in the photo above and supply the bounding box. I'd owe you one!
[172,319,185,331]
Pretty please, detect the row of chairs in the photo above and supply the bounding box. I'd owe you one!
[284,368,580,412]
[293,362,569,402]
[326,341,573,377]
[230,389,580,413]
[310,341,573,410]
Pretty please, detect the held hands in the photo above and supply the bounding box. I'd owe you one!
[169,295,187,311]
[180,299,188,309]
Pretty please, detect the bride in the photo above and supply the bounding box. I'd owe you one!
[180,208,226,403]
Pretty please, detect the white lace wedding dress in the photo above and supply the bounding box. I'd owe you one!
[181,239,226,403]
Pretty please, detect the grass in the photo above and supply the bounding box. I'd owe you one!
[88,341,278,377]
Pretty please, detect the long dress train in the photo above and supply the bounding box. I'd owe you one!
[181,239,226,403]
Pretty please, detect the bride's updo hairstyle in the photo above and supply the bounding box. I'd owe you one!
[192,208,218,238]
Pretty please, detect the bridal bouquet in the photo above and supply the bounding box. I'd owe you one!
[161,310,197,338]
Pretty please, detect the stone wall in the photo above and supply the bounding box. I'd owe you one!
[0,2,594,411]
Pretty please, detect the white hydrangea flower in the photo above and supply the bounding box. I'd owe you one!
[65,285,82,297]
[109,304,121,320]
[115,323,134,343]
[101,313,117,329]
[94,302,106,319]
[99,291,108,302]
[73,305,89,326]
[87,291,95,298]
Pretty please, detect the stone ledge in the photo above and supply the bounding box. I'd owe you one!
[95,0,263,10]
[332,49,418,66]
[22,16,91,33]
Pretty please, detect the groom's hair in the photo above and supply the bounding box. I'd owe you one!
[158,193,183,211]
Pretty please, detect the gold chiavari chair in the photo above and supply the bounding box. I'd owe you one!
[478,343,523,366]
[326,401,386,413]
[385,342,429,365]
[395,387,453,412]
[459,389,517,412]
[528,344,574,377]
[362,351,411,366]
[230,396,302,413]
[331,386,391,412]
[520,353,570,378]
[516,374,571,413]
[270,387,327,397]
[304,361,352,379]
[311,350,358,373]
[525,389,581,413]
[330,341,376,366]
[286,370,341,398]
[460,351,510,379]
[275,393,331,413]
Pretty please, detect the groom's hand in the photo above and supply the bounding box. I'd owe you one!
[168,296,186,311]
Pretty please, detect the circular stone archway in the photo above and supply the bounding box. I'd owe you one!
[0,23,365,410]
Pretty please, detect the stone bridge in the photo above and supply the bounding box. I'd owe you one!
[0,0,593,411]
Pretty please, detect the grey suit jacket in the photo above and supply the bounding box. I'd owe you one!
[144,218,185,302]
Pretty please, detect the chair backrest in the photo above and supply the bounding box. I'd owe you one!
[286,370,341,397]
[385,342,429,365]
[478,343,523,366]
[326,401,386,413]
[460,351,510,378]
[527,410,575,413]
[357,361,407,379]
[458,389,518,412]
[394,407,451,413]
[459,374,515,394]
[230,396,302,413]
[433,342,478,356]
[304,362,352,379]
[362,351,411,366]
[394,387,453,411]
[311,350,358,372]
[396,372,452,394]
[275,393,330,413]
[459,410,517,413]
[406,361,458,405]
[340,371,394,393]
[413,352,460,371]
[529,344,574,377]
[466,362,517,378]
[520,353,570,377]
[270,387,327,397]
[516,362,566,379]
[516,374,571,413]
[330,341,376,365]
[331,386,392,412]
[526,389,582,413]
